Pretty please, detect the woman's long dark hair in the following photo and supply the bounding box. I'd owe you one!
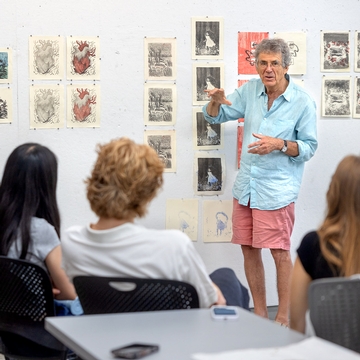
[0,143,60,259]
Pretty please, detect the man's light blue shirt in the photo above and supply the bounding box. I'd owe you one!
[202,76,318,210]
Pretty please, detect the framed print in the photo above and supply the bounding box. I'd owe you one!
[192,63,224,105]
[29,36,64,80]
[29,84,64,129]
[144,83,176,125]
[66,36,100,80]
[321,31,350,72]
[194,153,225,196]
[353,77,360,118]
[166,198,198,241]
[321,76,351,117]
[0,87,12,123]
[67,84,101,127]
[355,31,360,72]
[192,107,223,150]
[0,48,12,83]
[144,37,176,81]
[191,16,223,60]
[203,200,233,243]
[144,129,176,172]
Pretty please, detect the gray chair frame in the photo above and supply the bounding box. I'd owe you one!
[308,275,360,353]
[73,276,200,315]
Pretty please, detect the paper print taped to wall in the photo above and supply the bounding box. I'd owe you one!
[192,108,223,150]
[238,32,268,75]
[191,17,223,60]
[274,32,306,75]
[353,77,360,118]
[67,84,100,127]
[144,130,176,172]
[0,88,12,124]
[144,83,176,126]
[195,154,225,196]
[322,76,351,117]
[67,36,100,80]
[0,48,12,84]
[29,36,64,80]
[321,31,350,72]
[355,31,360,72]
[144,38,176,81]
[237,124,244,169]
[166,199,198,241]
[237,79,250,122]
[29,84,64,129]
[203,200,232,243]
[193,63,224,105]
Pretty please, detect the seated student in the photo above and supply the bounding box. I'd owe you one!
[290,154,360,333]
[0,143,77,304]
[62,137,249,309]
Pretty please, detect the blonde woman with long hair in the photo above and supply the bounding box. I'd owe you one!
[290,155,360,333]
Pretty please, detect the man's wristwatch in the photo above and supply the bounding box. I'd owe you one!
[281,140,288,153]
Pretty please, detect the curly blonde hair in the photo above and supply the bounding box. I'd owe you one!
[319,155,360,276]
[86,138,164,220]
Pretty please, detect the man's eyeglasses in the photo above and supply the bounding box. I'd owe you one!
[257,60,282,69]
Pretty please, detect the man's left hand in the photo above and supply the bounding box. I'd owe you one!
[247,133,282,155]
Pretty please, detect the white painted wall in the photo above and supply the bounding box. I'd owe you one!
[1,0,359,306]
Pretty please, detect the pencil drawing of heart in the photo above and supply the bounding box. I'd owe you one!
[72,41,95,74]
[73,88,96,121]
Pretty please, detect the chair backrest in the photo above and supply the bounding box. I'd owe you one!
[308,276,360,353]
[73,276,200,314]
[0,256,66,358]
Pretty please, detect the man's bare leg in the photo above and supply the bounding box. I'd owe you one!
[270,248,293,326]
[241,245,268,318]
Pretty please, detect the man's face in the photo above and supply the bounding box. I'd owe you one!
[255,52,288,90]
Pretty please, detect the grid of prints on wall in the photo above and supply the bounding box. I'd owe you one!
[0,48,13,124]
[320,30,360,118]
[144,37,177,173]
[29,35,101,129]
[192,17,225,200]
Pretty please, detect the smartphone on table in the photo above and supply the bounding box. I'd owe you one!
[211,305,239,320]
[111,343,159,359]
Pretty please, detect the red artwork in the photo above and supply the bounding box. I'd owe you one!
[72,41,96,75]
[237,125,244,169]
[73,88,96,121]
[238,32,268,75]
[237,79,249,123]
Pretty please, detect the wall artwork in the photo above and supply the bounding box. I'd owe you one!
[144,129,176,172]
[203,200,232,243]
[353,77,360,118]
[192,108,223,150]
[144,38,176,81]
[191,16,224,60]
[322,76,351,117]
[29,84,64,129]
[144,83,176,126]
[321,31,350,72]
[237,124,244,169]
[237,79,250,122]
[67,84,100,127]
[355,31,360,72]
[29,36,64,80]
[193,63,224,105]
[166,198,198,241]
[0,48,12,84]
[195,153,225,196]
[67,36,100,80]
[0,87,12,124]
[274,32,307,75]
[238,32,268,75]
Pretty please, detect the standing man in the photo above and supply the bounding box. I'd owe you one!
[202,38,317,326]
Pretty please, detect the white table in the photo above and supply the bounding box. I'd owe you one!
[45,308,305,360]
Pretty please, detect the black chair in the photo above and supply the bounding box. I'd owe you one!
[0,256,67,360]
[308,275,360,353]
[73,276,200,314]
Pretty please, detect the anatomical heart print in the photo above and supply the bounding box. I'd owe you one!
[29,36,64,80]
[67,36,100,80]
[29,85,64,129]
[67,84,100,127]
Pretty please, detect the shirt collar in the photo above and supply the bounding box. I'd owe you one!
[257,73,293,102]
